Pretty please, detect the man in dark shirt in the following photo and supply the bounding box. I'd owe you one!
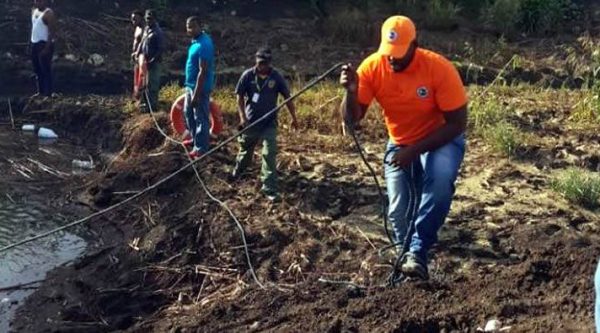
[232,48,298,201]
[140,9,164,111]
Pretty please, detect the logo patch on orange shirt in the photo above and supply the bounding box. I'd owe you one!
[417,86,429,98]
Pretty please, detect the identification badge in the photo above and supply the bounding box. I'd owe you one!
[252,93,260,103]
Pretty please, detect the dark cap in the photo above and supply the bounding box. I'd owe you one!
[255,48,272,62]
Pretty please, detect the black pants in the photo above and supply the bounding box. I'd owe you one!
[31,41,54,96]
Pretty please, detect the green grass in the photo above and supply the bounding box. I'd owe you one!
[551,168,600,209]
[482,121,523,157]
[469,94,506,131]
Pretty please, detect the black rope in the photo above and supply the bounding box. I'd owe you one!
[341,90,420,287]
[387,161,420,287]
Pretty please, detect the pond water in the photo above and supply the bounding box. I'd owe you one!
[0,129,91,332]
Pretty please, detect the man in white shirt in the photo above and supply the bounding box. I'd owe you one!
[31,0,57,97]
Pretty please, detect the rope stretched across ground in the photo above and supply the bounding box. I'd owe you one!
[0,63,344,260]
[143,89,265,289]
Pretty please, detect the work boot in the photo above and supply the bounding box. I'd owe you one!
[401,252,429,280]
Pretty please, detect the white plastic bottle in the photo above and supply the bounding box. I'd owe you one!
[37,127,58,139]
[72,159,94,169]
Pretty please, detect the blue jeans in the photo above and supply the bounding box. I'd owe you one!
[384,134,465,262]
[184,87,210,153]
[595,258,600,332]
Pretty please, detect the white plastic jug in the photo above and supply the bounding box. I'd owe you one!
[22,124,35,131]
[37,127,58,139]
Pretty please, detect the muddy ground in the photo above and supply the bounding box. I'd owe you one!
[1,0,600,332]
[0,83,596,333]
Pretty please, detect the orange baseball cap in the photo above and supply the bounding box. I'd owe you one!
[378,16,416,58]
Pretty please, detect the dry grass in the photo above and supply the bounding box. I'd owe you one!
[212,81,386,141]
[205,82,597,161]
[571,86,600,125]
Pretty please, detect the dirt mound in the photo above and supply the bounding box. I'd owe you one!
[120,114,173,156]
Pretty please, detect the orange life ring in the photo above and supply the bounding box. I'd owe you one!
[170,93,224,137]
[133,54,147,100]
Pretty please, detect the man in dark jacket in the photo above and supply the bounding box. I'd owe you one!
[140,9,164,111]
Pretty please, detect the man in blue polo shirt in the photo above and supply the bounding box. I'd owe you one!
[231,48,298,201]
[184,16,215,159]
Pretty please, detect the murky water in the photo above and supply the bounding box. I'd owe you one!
[0,130,90,332]
[0,201,87,332]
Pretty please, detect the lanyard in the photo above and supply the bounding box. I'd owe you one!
[255,73,271,93]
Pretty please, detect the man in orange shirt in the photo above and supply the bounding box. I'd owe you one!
[340,16,468,280]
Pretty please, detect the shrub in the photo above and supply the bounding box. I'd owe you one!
[424,0,461,30]
[394,0,422,18]
[483,0,522,35]
[519,0,581,34]
[322,8,373,44]
[551,168,600,209]
[456,0,488,16]
[482,0,582,35]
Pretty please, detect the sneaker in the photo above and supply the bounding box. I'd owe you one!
[227,169,241,182]
[188,150,203,160]
[400,252,429,280]
[182,138,194,147]
[265,193,281,202]
[261,189,281,202]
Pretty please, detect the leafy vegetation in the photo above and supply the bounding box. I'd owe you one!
[319,0,584,38]
[424,0,461,30]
